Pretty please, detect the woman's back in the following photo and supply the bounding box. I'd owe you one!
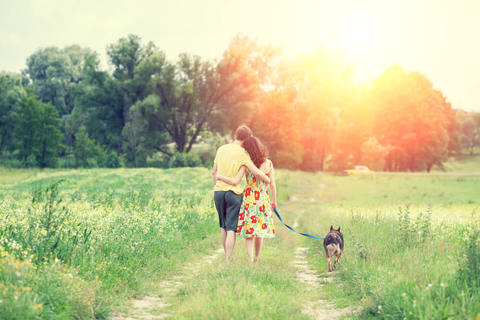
[245,160,272,187]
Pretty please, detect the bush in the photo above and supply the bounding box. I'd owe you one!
[104,150,125,168]
[0,157,25,168]
[168,152,202,168]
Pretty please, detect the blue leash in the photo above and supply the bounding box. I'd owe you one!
[272,207,324,240]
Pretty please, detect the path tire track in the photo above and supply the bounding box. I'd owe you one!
[110,248,224,320]
[291,216,360,320]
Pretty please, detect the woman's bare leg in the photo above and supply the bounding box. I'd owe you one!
[245,238,255,263]
[254,237,263,262]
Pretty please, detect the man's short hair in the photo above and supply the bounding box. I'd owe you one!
[235,125,252,141]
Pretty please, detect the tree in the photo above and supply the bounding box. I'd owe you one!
[0,73,26,153]
[134,35,278,155]
[455,111,480,155]
[16,94,62,167]
[24,45,98,117]
[73,126,112,168]
[372,66,453,171]
[250,90,303,169]
[291,49,357,171]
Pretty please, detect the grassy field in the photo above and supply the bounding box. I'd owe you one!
[0,157,479,319]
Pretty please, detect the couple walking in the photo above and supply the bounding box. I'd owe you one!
[212,125,277,263]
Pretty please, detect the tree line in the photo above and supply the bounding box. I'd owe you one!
[0,34,478,171]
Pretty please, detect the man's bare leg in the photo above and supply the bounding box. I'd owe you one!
[221,228,227,254]
[225,230,236,262]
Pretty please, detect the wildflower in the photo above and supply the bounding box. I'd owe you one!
[32,304,43,310]
[15,271,21,277]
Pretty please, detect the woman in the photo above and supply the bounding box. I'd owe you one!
[216,136,277,263]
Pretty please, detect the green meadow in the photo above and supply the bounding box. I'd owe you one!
[0,157,479,319]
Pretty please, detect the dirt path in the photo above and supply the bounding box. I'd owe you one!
[112,195,359,320]
[291,246,359,320]
[288,203,359,320]
[110,248,224,320]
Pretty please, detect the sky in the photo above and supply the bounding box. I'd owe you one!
[0,0,478,111]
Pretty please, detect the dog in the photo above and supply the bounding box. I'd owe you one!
[323,226,344,272]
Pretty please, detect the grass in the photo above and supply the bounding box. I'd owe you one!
[167,235,312,319]
[0,161,479,319]
[275,169,479,319]
[0,167,219,318]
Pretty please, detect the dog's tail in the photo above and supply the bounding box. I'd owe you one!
[326,243,340,257]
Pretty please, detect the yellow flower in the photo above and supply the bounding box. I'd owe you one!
[32,303,43,310]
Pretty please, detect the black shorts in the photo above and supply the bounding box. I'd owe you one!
[214,191,243,231]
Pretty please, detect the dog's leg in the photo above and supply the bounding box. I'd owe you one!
[326,244,336,272]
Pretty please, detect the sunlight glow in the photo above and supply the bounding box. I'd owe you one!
[338,13,380,82]
[340,13,379,54]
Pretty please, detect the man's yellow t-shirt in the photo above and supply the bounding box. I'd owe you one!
[214,143,253,194]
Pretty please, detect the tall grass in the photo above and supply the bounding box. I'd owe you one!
[0,168,217,319]
[301,205,479,319]
[275,170,480,319]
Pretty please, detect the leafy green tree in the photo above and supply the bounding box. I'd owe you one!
[16,94,62,167]
[121,103,150,167]
[68,69,125,151]
[135,36,278,156]
[24,45,98,117]
[68,34,157,156]
[0,73,26,153]
[73,126,122,168]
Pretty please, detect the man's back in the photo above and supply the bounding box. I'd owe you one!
[214,143,252,194]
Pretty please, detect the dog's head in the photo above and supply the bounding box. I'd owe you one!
[329,225,341,235]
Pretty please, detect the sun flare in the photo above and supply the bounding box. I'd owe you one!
[338,13,381,81]
[341,14,379,53]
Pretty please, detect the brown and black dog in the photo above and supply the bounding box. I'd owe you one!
[323,226,344,272]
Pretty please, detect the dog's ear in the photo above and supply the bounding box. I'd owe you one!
[338,226,341,232]
[330,225,333,231]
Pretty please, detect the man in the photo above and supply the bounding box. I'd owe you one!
[212,125,270,262]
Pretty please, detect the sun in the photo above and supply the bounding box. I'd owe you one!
[339,13,381,81]
[340,12,379,54]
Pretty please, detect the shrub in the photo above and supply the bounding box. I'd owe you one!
[104,150,125,168]
[168,152,202,168]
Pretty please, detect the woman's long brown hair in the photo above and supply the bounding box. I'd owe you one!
[242,136,268,168]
